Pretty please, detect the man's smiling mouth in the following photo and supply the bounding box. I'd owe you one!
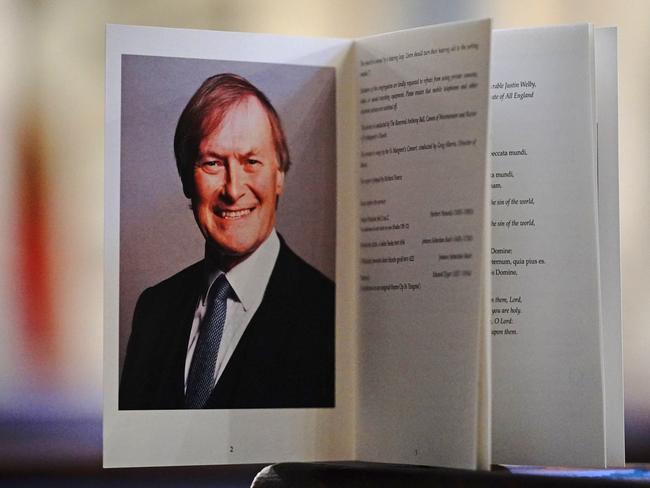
[215,207,254,220]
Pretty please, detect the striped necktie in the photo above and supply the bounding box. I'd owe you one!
[185,274,232,408]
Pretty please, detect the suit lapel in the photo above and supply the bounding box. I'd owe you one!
[206,242,296,408]
[154,262,205,408]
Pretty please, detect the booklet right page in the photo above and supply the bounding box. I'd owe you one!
[490,25,605,467]
[355,19,491,469]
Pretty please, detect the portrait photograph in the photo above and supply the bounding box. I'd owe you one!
[118,55,336,410]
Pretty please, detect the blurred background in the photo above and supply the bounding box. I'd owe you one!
[1,0,648,479]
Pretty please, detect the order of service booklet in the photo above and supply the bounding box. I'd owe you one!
[104,19,623,469]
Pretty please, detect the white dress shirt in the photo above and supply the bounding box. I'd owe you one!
[183,230,280,393]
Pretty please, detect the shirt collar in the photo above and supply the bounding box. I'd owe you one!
[203,230,280,312]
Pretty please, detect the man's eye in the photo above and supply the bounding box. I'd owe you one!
[246,158,261,166]
[197,160,224,173]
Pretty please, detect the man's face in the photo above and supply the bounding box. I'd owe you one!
[192,96,284,261]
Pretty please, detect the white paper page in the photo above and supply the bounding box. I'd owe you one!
[104,25,356,467]
[355,19,492,469]
[595,27,624,467]
[490,25,606,467]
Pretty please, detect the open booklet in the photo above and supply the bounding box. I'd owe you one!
[104,19,622,469]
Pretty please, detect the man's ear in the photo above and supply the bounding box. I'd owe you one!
[275,169,285,196]
[182,176,194,200]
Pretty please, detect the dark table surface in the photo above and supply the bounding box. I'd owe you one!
[4,461,650,487]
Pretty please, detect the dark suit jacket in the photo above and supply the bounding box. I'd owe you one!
[119,239,334,409]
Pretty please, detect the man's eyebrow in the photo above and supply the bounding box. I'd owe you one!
[198,149,262,159]
[198,149,225,159]
[241,149,261,158]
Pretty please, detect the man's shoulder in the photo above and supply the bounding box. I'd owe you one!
[275,239,334,296]
[269,238,334,324]
[140,260,204,299]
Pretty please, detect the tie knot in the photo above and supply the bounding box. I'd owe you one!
[209,274,232,302]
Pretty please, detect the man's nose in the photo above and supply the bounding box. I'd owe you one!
[223,161,245,202]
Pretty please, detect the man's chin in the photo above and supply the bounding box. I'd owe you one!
[208,244,256,257]
[205,240,260,268]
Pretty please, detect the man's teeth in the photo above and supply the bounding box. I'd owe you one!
[218,208,252,219]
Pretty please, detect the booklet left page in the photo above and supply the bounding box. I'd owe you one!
[104,25,355,467]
